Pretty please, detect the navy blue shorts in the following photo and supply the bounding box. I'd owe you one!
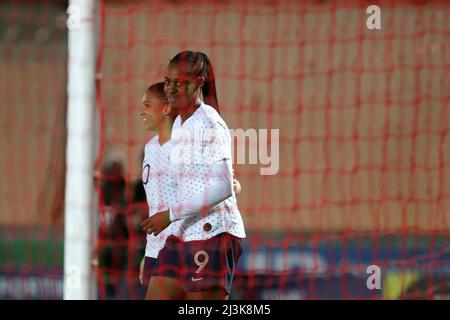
[142,257,157,289]
[151,233,243,295]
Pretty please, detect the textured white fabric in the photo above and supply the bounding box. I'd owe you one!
[168,103,246,241]
[142,136,181,258]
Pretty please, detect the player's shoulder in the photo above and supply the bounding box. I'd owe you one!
[173,115,182,129]
[144,135,159,151]
[147,135,159,146]
[198,103,221,121]
[198,103,228,131]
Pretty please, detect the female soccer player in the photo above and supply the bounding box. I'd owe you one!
[137,82,180,297]
[141,51,246,300]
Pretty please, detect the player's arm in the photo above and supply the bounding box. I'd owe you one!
[169,158,232,221]
[141,123,233,235]
[140,162,234,234]
[140,160,232,236]
[169,123,233,221]
[141,159,233,236]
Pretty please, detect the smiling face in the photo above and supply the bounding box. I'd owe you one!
[163,64,204,110]
[140,90,167,132]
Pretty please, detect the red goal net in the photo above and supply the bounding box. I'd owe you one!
[94,0,449,300]
[0,0,448,300]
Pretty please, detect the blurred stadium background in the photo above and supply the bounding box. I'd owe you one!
[0,0,449,299]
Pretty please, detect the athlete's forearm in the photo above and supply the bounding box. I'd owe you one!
[169,160,232,221]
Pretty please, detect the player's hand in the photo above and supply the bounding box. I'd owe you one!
[139,257,145,285]
[140,210,171,236]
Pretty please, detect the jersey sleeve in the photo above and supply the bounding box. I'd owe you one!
[201,118,232,165]
[169,159,233,221]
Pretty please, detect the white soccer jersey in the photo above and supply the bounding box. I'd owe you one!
[169,103,246,241]
[142,135,180,258]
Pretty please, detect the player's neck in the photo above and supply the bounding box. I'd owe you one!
[179,99,201,124]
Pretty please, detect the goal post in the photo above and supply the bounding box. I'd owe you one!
[63,0,98,300]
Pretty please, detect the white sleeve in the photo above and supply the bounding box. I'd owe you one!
[169,159,232,221]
